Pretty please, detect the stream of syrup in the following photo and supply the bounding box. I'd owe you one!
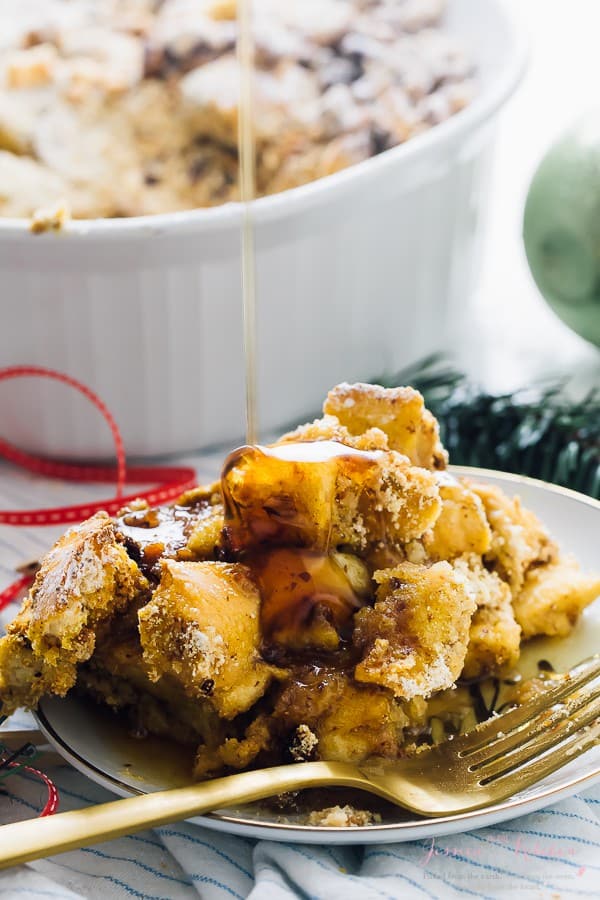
[233,8,369,660]
[237,0,258,445]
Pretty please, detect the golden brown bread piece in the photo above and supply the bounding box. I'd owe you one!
[469,481,556,593]
[0,512,147,716]
[176,483,223,546]
[513,557,600,639]
[193,670,427,778]
[193,714,274,779]
[138,560,283,719]
[464,480,600,645]
[423,475,492,560]
[0,634,71,720]
[186,505,225,558]
[323,382,448,470]
[272,671,423,764]
[282,381,447,471]
[457,557,521,679]
[333,450,442,551]
[80,630,226,748]
[222,441,442,557]
[353,561,477,700]
[253,548,371,653]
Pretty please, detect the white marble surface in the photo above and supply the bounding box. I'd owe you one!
[463,0,600,393]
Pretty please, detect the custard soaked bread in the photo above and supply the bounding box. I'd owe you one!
[0,513,148,716]
[0,1,475,218]
[138,560,283,719]
[1,382,599,779]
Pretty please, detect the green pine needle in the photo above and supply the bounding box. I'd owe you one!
[385,355,600,499]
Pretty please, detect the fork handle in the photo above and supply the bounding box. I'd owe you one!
[0,761,363,869]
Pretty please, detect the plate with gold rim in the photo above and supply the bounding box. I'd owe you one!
[35,468,600,844]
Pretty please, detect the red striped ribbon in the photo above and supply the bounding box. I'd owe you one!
[0,366,198,611]
[2,762,59,817]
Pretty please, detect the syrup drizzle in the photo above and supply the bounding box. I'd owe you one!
[221,440,381,553]
[220,440,380,655]
[237,0,258,444]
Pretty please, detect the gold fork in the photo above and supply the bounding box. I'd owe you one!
[2,655,600,869]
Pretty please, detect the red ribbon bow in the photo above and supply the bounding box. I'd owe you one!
[0,366,197,610]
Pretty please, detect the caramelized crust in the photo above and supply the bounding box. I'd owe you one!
[353,561,477,700]
[138,560,283,719]
[0,512,147,715]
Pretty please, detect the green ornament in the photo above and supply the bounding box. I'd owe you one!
[523,113,600,347]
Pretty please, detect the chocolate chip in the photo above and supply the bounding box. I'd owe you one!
[188,158,209,182]
[201,678,215,696]
[371,126,390,155]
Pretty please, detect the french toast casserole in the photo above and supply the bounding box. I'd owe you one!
[0,0,474,218]
[1,382,599,780]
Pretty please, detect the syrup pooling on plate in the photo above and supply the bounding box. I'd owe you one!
[221,441,382,653]
[116,504,211,580]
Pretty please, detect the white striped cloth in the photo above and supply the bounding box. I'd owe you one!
[1,458,600,900]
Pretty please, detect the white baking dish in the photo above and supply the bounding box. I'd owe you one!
[0,0,526,460]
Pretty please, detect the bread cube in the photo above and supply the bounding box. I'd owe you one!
[0,512,147,715]
[138,560,282,719]
[222,441,441,557]
[424,476,491,560]
[323,382,447,470]
[458,558,521,679]
[513,556,600,639]
[469,481,556,593]
[353,560,476,699]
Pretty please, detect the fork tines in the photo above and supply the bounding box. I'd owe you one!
[459,655,600,787]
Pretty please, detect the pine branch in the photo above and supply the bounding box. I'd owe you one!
[386,355,600,499]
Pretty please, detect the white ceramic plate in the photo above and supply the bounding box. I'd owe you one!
[36,468,600,844]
